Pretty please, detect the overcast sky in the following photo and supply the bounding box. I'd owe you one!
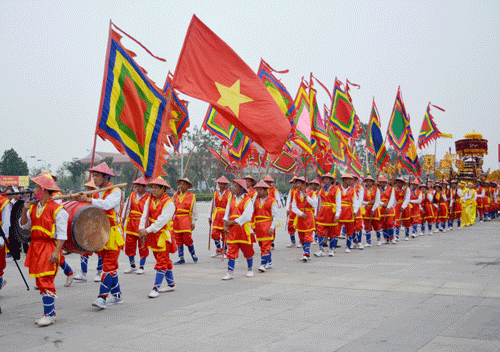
[1,0,499,174]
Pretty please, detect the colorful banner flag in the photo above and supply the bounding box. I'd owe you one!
[292,81,312,155]
[418,103,443,149]
[400,124,422,177]
[387,87,411,154]
[258,59,296,125]
[366,99,390,169]
[347,139,363,177]
[172,15,290,154]
[310,83,329,150]
[163,77,190,152]
[327,129,347,165]
[96,26,169,178]
[271,150,298,174]
[329,78,361,139]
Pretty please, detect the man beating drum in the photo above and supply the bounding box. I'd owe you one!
[76,162,124,309]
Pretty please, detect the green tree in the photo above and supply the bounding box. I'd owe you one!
[64,161,90,188]
[0,149,29,175]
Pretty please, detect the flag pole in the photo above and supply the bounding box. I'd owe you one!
[181,124,203,178]
[208,143,223,251]
[433,138,438,181]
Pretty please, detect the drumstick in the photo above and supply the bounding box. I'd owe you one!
[52,183,128,200]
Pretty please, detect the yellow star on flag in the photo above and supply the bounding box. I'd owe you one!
[215,79,253,117]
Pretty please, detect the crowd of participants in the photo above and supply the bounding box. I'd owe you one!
[0,162,499,326]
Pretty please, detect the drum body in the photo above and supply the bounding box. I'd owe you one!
[62,201,110,254]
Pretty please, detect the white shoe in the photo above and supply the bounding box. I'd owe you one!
[92,297,107,309]
[328,250,335,257]
[457,227,462,230]
[222,272,234,280]
[404,237,409,241]
[377,240,382,246]
[391,239,397,244]
[364,243,372,247]
[314,250,325,257]
[74,273,87,282]
[296,243,302,248]
[411,234,417,238]
[64,273,74,287]
[148,290,159,298]
[246,270,254,278]
[312,240,318,245]
[286,242,296,248]
[36,315,55,327]
[358,243,364,250]
[449,227,453,231]
[345,248,351,253]
[258,265,266,272]
[434,229,439,233]
[352,243,358,249]
[158,285,175,293]
[94,272,102,282]
[124,266,137,274]
[211,251,222,258]
[302,255,309,262]
[264,262,273,269]
[136,267,144,275]
[106,295,123,305]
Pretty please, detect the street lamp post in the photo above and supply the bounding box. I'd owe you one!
[37,159,47,170]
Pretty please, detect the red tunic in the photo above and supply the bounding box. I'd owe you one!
[24,200,63,277]
[227,194,252,244]
[124,191,150,236]
[0,194,9,228]
[394,188,410,224]
[211,189,231,230]
[293,189,316,232]
[253,196,276,241]
[409,189,422,224]
[339,187,356,223]
[173,191,195,233]
[363,187,381,231]
[433,192,448,221]
[146,193,175,253]
[353,185,363,231]
[93,184,124,251]
[316,186,338,226]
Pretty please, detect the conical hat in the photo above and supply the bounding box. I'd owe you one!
[263,175,275,183]
[295,176,306,183]
[377,176,389,183]
[31,171,61,191]
[321,173,335,180]
[83,179,97,189]
[216,176,230,184]
[254,180,270,189]
[363,176,375,182]
[308,179,320,185]
[410,179,419,185]
[177,178,193,189]
[132,177,148,185]
[233,179,248,191]
[149,177,171,189]
[288,176,297,184]
[243,175,256,182]
[341,172,354,179]
[89,162,115,177]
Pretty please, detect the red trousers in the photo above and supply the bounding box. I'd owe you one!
[257,240,272,257]
[226,243,254,260]
[98,247,122,273]
[363,218,382,231]
[211,228,224,241]
[174,232,194,247]
[297,231,313,243]
[152,247,173,271]
[125,234,149,258]
[287,219,295,234]
[339,221,355,236]
[36,275,56,296]
[317,224,340,238]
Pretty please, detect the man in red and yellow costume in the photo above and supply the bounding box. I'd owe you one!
[291,177,318,261]
[208,176,231,258]
[285,176,300,248]
[393,178,411,241]
[139,177,176,298]
[447,180,463,230]
[361,176,382,246]
[222,179,255,280]
[77,162,124,309]
[376,176,396,244]
[253,181,279,272]
[408,179,423,237]
[314,173,341,257]
[173,178,198,264]
[20,172,68,326]
[338,173,362,252]
[433,183,448,232]
[122,176,150,274]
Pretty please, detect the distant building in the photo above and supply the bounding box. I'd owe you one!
[77,151,131,173]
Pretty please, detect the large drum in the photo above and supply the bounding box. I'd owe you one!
[63,201,110,254]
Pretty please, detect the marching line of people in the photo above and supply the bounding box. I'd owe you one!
[1,162,499,327]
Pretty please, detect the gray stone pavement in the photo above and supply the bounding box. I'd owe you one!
[1,202,500,351]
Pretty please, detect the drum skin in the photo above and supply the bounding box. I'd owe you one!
[62,201,110,254]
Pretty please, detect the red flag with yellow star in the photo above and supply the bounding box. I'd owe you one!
[171,15,291,154]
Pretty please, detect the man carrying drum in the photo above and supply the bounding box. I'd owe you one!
[19,172,68,326]
[122,176,150,274]
[138,177,177,298]
[76,162,124,309]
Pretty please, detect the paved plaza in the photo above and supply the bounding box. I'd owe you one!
[1,202,500,351]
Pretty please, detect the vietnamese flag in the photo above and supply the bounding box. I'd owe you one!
[172,15,291,154]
